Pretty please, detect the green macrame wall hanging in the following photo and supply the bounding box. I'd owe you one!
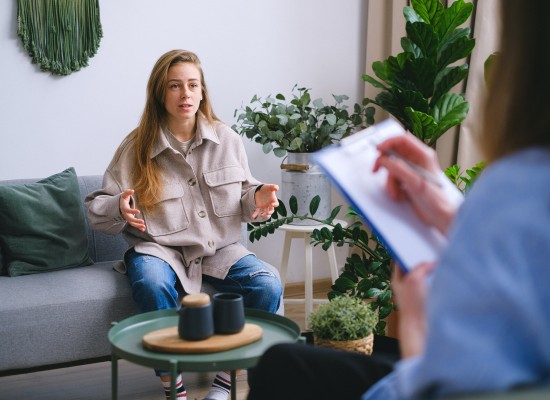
[17,0,103,76]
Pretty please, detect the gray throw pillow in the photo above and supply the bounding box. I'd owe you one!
[0,167,94,276]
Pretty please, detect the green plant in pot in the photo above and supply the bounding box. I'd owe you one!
[233,85,374,225]
[309,295,378,355]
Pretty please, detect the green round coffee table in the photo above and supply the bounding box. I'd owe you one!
[108,308,302,400]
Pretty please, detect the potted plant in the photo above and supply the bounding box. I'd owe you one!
[309,295,378,355]
[233,85,374,224]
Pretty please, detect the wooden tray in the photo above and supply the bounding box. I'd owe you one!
[142,323,263,354]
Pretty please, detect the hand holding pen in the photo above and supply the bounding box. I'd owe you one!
[373,132,457,235]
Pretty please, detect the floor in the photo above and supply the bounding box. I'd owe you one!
[0,280,332,400]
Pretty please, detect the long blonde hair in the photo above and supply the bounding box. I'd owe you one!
[481,0,550,162]
[128,50,219,211]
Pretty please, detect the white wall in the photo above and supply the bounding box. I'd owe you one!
[0,0,367,283]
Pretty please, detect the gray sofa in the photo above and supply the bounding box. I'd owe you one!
[0,174,281,375]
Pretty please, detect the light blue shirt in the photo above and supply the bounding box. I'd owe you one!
[364,148,550,399]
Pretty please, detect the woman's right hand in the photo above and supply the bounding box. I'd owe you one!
[120,189,146,232]
[373,132,457,235]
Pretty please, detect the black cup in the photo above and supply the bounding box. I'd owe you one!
[213,292,245,334]
[178,293,214,341]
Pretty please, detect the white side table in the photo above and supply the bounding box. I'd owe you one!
[278,219,348,328]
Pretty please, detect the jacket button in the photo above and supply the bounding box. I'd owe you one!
[194,258,201,264]
[198,211,206,218]
[208,240,214,248]
[188,178,196,186]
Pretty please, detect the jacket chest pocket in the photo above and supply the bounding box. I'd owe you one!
[204,166,245,217]
[143,183,189,237]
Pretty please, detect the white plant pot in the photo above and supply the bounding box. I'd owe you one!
[281,152,331,226]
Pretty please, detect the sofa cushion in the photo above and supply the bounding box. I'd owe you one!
[0,167,93,277]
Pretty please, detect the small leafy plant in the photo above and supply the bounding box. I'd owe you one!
[233,85,375,157]
[309,295,378,341]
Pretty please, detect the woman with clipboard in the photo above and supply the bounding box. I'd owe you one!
[247,1,550,399]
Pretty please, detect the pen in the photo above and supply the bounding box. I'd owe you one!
[383,150,443,188]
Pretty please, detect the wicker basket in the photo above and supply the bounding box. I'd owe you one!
[314,333,374,355]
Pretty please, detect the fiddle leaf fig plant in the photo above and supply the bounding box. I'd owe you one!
[363,0,475,147]
[233,85,375,157]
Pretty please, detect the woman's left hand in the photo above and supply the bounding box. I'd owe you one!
[252,184,279,219]
[392,262,434,358]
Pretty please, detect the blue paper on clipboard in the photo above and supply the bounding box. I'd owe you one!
[311,119,464,272]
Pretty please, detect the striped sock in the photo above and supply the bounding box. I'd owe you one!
[160,374,187,399]
[204,371,231,400]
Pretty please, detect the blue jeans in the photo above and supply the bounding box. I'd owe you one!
[125,250,282,313]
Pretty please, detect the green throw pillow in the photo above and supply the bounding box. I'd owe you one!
[0,167,94,276]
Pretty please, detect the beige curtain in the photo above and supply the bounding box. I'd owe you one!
[364,0,500,170]
[456,0,500,169]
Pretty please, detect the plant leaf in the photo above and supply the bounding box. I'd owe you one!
[262,142,273,154]
[328,205,342,221]
[434,0,473,42]
[403,6,423,24]
[273,147,287,158]
[276,199,287,217]
[325,114,337,125]
[401,37,422,58]
[276,114,288,126]
[432,64,469,106]
[484,52,499,84]
[404,108,435,142]
[437,36,476,71]
[430,93,469,145]
[309,195,321,215]
[289,195,298,214]
[403,58,437,98]
[411,0,443,25]
[406,21,437,59]
[372,55,408,87]
[361,73,388,90]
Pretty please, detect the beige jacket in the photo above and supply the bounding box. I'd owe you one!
[85,115,265,293]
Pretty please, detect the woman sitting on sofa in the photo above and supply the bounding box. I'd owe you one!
[85,49,282,400]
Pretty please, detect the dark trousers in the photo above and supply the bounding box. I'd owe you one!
[247,337,399,400]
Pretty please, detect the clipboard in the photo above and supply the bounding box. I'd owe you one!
[311,119,464,272]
